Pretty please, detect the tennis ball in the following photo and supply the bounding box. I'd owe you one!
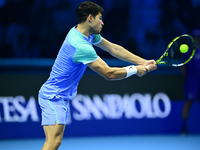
[179,44,189,53]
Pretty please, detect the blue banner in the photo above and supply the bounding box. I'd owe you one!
[0,95,199,139]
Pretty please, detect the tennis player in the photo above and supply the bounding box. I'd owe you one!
[38,1,157,150]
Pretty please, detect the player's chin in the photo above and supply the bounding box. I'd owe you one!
[94,30,101,35]
[97,28,102,34]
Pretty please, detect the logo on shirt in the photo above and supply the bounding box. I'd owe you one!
[129,67,133,70]
[88,35,93,44]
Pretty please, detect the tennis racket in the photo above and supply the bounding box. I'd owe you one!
[156,34,196,67]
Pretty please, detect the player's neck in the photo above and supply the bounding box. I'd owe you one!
[76,23,91,37]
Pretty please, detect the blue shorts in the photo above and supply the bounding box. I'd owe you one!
[39,97,69,125]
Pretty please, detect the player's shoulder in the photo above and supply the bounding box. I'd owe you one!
[68,27,86,45]
[68,28,93,50]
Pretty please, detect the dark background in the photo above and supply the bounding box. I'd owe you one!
[0,0,200,59]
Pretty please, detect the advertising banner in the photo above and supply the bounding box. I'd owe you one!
[0,74,199,139]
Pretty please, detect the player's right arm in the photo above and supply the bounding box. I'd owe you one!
[87,57,147,80]
[95,38,157,72]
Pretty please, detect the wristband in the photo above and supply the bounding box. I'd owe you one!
[124,65,137,78]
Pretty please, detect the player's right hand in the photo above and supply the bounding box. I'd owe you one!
[135,65,148,77]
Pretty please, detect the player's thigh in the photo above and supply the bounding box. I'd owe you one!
[43,122,66,141]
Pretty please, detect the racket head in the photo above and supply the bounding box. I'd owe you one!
[157,34,196,67]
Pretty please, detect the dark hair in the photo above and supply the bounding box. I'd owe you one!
[76,1,104,24]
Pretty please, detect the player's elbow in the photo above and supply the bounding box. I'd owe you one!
[103,69,119,81]
[104,74,115,81]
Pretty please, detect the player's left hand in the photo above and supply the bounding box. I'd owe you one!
[143,60,157,72]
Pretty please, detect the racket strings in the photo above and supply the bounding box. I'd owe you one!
[167,36,194,65]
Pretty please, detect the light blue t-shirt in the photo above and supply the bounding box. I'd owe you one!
[39,26,102,100]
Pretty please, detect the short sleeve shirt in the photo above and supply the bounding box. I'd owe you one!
[39,26,102,100]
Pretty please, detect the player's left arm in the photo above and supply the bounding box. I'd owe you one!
[95,38,157,72]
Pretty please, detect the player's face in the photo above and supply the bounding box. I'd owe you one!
[90,12,104,34]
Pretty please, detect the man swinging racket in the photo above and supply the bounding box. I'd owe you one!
[38,1,157,150]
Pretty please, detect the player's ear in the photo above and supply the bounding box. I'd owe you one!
[87,14,93,22]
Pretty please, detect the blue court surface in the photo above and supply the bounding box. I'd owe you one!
[0,134,200,150]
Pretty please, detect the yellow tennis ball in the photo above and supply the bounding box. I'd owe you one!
[179,44,189,53]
